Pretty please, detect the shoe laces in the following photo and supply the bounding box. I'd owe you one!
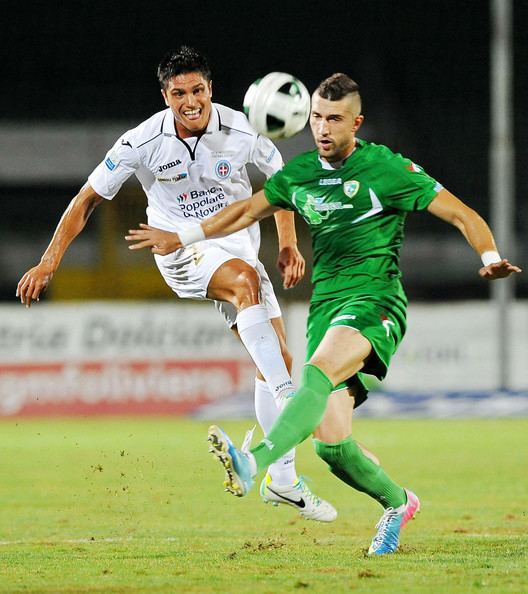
[372,507,400,546]
[241,425,256,454]
[296,476,323,507]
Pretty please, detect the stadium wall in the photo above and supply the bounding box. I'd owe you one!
[0,302,526,418]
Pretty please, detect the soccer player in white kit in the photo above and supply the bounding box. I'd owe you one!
[16,46,336,522]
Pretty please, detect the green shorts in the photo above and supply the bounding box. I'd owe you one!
[305,286,407,408]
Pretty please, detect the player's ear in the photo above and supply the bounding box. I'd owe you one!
[353,114,364,132]
[161,88,169,107]
[208,80,213,97]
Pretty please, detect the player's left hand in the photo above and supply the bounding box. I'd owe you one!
[277,245,305,289]
[479,259,522,280]
[125,224,182,255]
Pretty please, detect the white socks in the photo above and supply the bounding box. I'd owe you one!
[236,304,297,487]
[254,378,297,486]
[236,304,294,401]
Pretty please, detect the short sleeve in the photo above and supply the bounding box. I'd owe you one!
[263,168,294,210]
[375,152,443,212]
[88,134,141,200]
[250,134,283,178]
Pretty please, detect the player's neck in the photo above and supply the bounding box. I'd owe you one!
[321,143,357,169]
[173,118,207,139]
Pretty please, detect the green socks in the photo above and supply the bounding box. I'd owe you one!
[314,436,406,509]
[248,363,406,511]
[251,364,333,472]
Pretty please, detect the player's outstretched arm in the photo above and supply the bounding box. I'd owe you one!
[427,188,522,280]
[16,183,104,307]
[126,190,279,254]
[274,210,306,289]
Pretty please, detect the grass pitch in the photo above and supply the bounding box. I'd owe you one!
[0,417,526,594]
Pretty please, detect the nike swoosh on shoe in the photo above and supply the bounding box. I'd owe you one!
[266,486,306,508]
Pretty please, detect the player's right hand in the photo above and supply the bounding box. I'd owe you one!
[125,224,182,255]
[16,263,55,308]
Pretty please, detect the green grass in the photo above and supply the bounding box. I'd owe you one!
[0,417,526,594]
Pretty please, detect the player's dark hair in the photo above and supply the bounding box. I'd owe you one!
[316,73,360,102]
[157,46,212,89]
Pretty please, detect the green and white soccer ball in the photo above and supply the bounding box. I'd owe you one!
[243,72,311,140]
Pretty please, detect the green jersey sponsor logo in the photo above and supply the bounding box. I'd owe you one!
[292,193,330,224]
[293,192,355,225]
[319,178,342,185]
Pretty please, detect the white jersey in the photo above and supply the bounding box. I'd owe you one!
[88,103,282,259]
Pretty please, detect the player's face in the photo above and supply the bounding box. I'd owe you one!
[162,72,213,138]
[310,93,363,162]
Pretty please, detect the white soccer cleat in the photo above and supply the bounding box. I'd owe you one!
[260,473,337,522]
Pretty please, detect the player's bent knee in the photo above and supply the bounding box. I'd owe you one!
[225,268,261,310]
[313,424,351,444]
[234,269,260,295]
[314,437,363,473]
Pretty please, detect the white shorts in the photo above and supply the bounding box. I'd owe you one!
[154,242,282,327]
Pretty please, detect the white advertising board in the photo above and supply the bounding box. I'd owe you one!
[0,301,526,417]
[0,303,253,416]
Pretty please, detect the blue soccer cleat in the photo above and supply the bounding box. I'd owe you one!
[368,489,420,555]
[368,506,405,555]
[207,425,255,497]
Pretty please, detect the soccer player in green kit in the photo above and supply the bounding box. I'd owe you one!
[125,73,522,555]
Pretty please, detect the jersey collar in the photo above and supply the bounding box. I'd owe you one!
[317,138,363,170]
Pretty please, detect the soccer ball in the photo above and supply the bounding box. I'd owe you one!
[243,72,311,140]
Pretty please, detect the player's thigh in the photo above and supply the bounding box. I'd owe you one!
[309,325,372,387]
[154,245,237,300]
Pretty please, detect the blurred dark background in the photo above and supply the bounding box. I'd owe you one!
[1,0,526,302]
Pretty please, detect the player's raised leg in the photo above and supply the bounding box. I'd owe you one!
[207,361,333,497]
[208,327,367,494]
[256,316,336,522]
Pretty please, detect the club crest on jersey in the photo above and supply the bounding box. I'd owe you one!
[215,160,231,179]
[343,180,360,198]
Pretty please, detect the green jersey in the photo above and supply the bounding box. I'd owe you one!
[264,139,442,301]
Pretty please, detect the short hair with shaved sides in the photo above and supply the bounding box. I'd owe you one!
[316,73,361,103]
[157,46,212,89]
